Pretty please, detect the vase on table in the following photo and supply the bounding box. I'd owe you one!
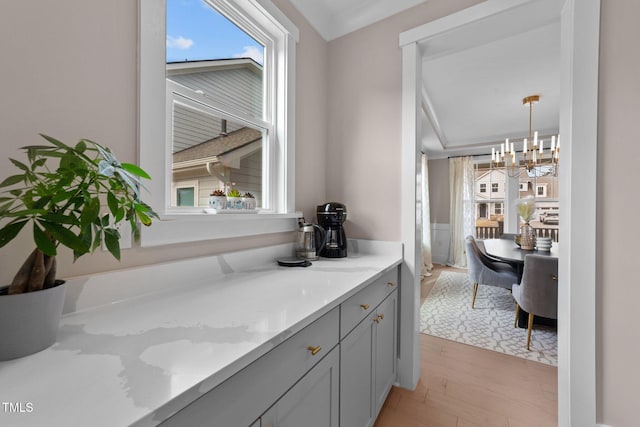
[520,222,536,250]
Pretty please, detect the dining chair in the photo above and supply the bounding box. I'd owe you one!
[465,235,519,309]
[512,254,559,350]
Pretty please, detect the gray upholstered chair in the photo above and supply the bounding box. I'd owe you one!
[512,254,559,350]
[465,235,519,308]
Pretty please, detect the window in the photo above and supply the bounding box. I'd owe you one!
[537,185,546,197]
[480,183,486,193]
[494,203,503,214]
[139,0,300,245]
[491,183,499,193]
[172,180,199,207]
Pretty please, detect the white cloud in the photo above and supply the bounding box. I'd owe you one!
[167,35,194,50]
[233,46,264,65]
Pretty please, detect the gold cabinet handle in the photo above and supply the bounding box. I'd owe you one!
[387,281,396,287]
[378,313,384,320]
[374,315,381,324]
[552,274,558,281]
[360,303,370,310]
[307,345,322,356]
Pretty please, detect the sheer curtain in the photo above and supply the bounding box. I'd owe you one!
[421,154,433,277]
[448,156,475,268]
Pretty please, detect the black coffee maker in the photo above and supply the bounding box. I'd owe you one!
[316,202,347,258]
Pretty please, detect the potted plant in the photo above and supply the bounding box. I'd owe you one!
[209,189,227,210]
[0,134,157,360]
[242,192,256,210]
[515,198,536,250]
[226,188,243,209]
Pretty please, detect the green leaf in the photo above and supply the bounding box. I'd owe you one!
[32,196,52,210]
[9,158,30,173]
[0,220,28,248]
[31,158,48,170]
[41,212,79,226]
[115,207,125,223]
[79,223,93,254]
[33,223,57,256]
[39,134,71,150]
[0,174,25,188]
[80,197,100,227]
[75,140,87,153]
[0,200,16,215]
[103,228,121,260]
[120,163,151,180]
[39,220,89,254]
[107,192,119,216]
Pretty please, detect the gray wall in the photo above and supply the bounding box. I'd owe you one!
[427,158,450,225]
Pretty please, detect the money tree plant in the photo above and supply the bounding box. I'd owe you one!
[0,134,158,295]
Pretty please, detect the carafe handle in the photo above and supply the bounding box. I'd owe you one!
[313,224,327,254]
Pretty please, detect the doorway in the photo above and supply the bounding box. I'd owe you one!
[398,1,600,425]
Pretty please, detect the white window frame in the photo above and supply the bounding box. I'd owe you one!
[536,184,547,197]
[172,179,199,207]
[139,0,300,246]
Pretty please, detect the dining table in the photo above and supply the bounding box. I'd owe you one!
[482,238,559,328]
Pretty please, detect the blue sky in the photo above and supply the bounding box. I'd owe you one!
[166,0,264,64]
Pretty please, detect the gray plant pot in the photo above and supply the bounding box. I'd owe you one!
[0,281,66,361]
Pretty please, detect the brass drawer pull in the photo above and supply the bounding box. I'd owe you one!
[360,304,370,310]
[378,313,384,320]
[387,281,396,287]
[307,345,322,356]
[374,315,381,324]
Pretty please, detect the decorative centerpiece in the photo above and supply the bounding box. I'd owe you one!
[226,188,243,209]
[209,189,227,210]
[0,134,157,360]
[516,198,537,250]
[242,192,256,210]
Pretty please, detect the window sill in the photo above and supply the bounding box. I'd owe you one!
[140,211,301,247]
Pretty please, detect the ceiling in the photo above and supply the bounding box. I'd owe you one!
[290,0,563,159]
[289,0,428,41]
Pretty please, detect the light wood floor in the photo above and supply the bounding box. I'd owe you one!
[374,265,558,427]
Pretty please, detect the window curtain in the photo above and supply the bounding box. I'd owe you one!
[421,154,433,277]
[448,156,475,268]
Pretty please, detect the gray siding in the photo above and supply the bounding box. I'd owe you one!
[169,68,262,118]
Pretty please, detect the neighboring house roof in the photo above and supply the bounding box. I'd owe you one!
[173,126,261,164]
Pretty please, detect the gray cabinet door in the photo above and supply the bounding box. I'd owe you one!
[374,291,397,415]
[262,345,340,427]
[340,311,376,427]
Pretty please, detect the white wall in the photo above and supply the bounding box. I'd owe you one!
[597,1,640,425]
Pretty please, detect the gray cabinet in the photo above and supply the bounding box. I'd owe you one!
[260,346,339,427]
[340,310,376,427]
[373,290,398,412]
[161,266,399,427]
[161,308,339,427]
[340,277,398,427]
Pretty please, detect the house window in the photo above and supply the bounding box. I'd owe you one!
[138,0,300,245]
[537,185,547,197]
[176,188,195,206]
[480,183,486,193]
[491,183,499,193]
[494,203,503,214]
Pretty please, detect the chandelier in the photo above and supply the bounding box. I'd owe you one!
[491,95,559,177]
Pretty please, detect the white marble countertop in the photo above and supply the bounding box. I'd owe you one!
[0,240,402,426]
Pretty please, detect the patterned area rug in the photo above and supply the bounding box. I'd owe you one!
[420,271,557,366]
